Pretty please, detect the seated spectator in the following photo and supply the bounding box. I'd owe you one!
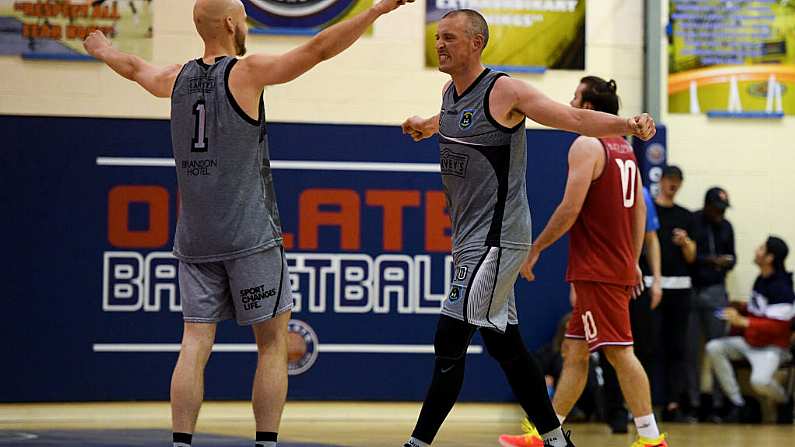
[706,236,795,422]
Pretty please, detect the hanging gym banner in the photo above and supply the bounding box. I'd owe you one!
[242,0,372,32]
[668,0,795,115]
[0,0,154,59]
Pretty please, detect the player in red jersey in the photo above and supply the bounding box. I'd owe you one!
[499,77,667,447]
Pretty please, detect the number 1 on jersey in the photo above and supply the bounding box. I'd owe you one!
[615,159,637,208]
[192,101,208,152]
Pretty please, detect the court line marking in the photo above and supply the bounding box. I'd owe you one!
[96,157,441,173]
[0,433,38,443]
[92,343,483,354]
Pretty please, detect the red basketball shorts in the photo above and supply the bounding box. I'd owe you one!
[565,280,634,352]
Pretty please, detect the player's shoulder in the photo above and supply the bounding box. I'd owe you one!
[234,53,278,78]
[570,135,603,154]
[491,75,524,94]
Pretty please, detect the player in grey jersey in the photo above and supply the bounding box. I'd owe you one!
[83,0,413,446]
[400,10,656,447]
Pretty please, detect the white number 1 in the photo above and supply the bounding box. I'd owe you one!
[615,159,637,208]
[192,101,208,152]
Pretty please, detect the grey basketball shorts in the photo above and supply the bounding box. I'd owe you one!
[441,245,529,332]
[178,245,293,325]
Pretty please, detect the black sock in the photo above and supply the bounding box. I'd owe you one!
[256,431,278,446]
[173,432,192,447]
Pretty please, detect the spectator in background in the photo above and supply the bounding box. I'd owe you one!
[600,185,663,433]
[653,166,698,422]
[706,236,794,423]
[687,186,736,420]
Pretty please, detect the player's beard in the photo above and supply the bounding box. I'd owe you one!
[234,24,247,56]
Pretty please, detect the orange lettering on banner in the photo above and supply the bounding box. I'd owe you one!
[22,23,62,39]
[108,186,169,248]
[66,25,113,40]
[365,190,420,251]
[299,189,360,250]
[282,232,295,250]
[425,191,452,253]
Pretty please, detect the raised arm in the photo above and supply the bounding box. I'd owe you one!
[519,137,602,280]
[236,0,412,88]
[84,31,181,98]
[495,77,656,140]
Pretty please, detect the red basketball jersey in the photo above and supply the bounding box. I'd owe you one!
[566,137,638,286]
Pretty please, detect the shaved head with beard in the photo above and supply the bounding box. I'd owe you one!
[193,0,248,56]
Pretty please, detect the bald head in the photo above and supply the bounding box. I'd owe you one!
[194,0,247,55]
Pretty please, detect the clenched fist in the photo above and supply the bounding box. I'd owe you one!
[373,0,415,15]
[83,30,111,59]
[628,113,656,141]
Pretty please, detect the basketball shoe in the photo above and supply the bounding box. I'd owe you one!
[630,434,668,447]
[498,418,575,447]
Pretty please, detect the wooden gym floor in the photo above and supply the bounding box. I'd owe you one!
[1,402,793,446]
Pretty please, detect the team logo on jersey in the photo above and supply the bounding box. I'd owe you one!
[287,319,319,376]
[448,285,465,303]
[243,0,357,29]
[459,109,477,129]
[440,149,469,178]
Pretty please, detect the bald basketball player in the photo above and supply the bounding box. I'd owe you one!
[83,1,413,446]
[401,10,654,447]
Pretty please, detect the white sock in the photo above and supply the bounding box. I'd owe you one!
[634,413,660,440]
[405,437,430,447]
[556,413,566,424]
[173,444,190,447]
[255,442,276,447]
[542,427,567,447]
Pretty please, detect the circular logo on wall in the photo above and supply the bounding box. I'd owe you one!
[287,319,319,376]
[244,0,357,28]
[645,143,665,165]
[649,166,663,182]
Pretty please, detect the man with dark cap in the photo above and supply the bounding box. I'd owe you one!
[687,186,736,420]
[706,236,794,422]
[652,166,698,422]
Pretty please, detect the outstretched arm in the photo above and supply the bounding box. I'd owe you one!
[519,137,602,281]
[498,77,656,140]
[237,0,412,88]
[84,30,181,98]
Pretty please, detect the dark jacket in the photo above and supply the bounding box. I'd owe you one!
[692,210,736,288]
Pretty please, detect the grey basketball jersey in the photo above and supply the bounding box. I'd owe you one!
[170,56,282,262]
[438,69,532,251]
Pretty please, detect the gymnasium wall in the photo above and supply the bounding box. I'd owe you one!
[658,2,795,298]
[1,0,650,402]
